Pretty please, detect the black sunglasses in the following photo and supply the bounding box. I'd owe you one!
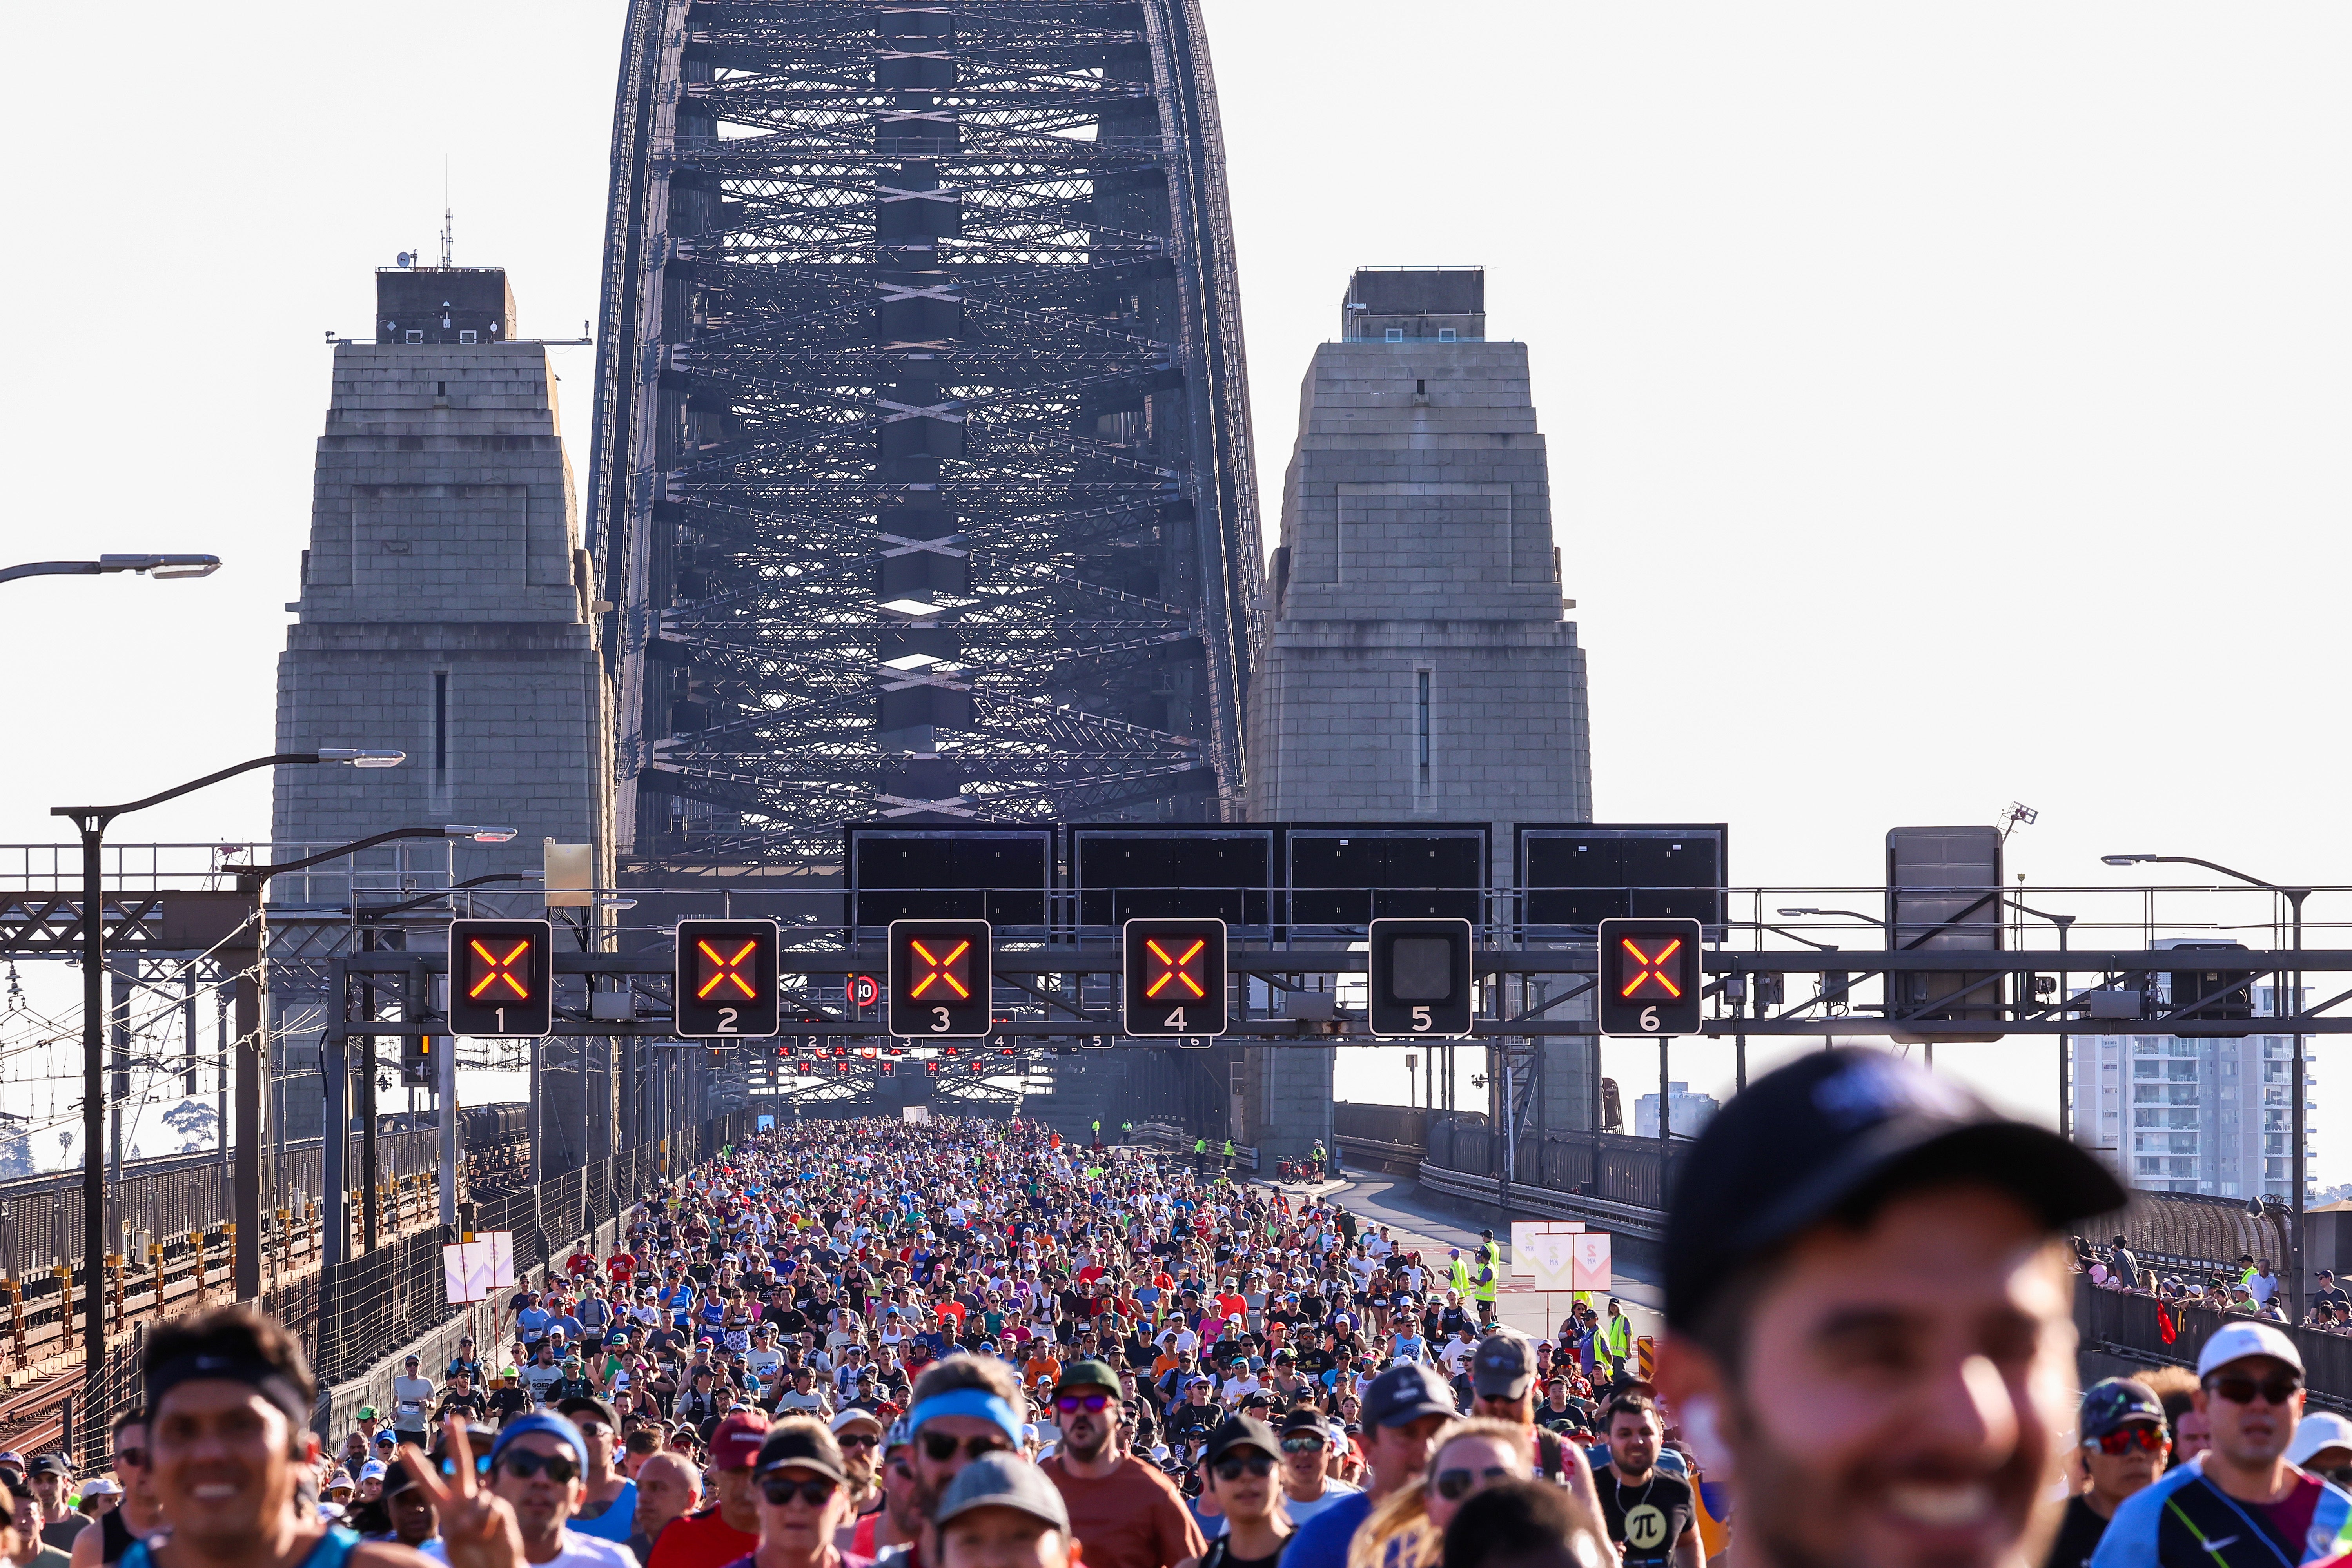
[1279,1435,1325,1454]
[920,1432,1015,1464]
[837,1433,880,1451]
[1433,1466,1511,1502]
[2206,1374,2303,1406]
[761,1477,840,1508]
[1213,1454,1276,1482]
[499,1451,580,1484]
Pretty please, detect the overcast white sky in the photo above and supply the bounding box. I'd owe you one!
[4,4,2350,1174]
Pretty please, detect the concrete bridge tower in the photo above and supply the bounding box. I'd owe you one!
[271,265,614,1169]
[1244,268,1595,1161]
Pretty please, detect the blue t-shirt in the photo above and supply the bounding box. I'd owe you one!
[1284,1489,1373,1568]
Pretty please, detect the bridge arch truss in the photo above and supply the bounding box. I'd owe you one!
[590,0,1263,870]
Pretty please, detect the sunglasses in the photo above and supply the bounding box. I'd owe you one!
[114,1449,149,1470]
[1280,1435,1326,1454]
[1057,1394,1111,1414]
[440,1452,496,1477]
[1433,1466,1511,1502]
[2087,1426,2166,1457]
[761,1477,841,1508]
[837,1434,880,1452]
[921,1433,1015,1464]
[2205,1375,2303,1406]
[499,1452,580,1484]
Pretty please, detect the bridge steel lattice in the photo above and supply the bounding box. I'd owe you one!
[589,0,1263,871]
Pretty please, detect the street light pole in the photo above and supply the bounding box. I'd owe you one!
[52,748,401,1387]
[0,555,221,586]
[233,826,517,1291]
[2102,852,2310,1323]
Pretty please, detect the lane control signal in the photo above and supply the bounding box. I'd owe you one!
[1597,917,1705,1037]
[674,919,782,1038]
[447,920,552,1037]
[887,919,992,1038]
[1367,918,1474,1039]
[1122,918,1228,1037]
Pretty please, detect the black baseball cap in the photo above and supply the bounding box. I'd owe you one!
[1665,1049,2126,1330]
[557,1395,621,1430]
[1204,1416,1279,1465]
[1471,1334,1535,1400]
[1360,1362,1455,1428]
[756,1422,848,1484]
[1279,1406,1330,1437]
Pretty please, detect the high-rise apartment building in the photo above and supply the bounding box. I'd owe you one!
[2069,984,2316,1198]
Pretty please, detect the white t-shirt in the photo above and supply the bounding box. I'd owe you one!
[390,1375,435,1428]
[425,1531,635,1568]
[1284,1480,1363,1526]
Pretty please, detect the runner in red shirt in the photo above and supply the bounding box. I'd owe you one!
[566,1248,598,1282]
[608,1252,639,1289]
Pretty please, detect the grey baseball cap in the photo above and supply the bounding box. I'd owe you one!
[933,1452,1070,1532]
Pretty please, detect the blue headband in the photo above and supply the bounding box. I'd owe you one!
[905,1389,1024,1447]
[489,1412,585,1468]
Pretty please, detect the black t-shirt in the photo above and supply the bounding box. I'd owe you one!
[100,1507,134,1565]
[1597,1470,1695,1568]
[2044,1496,2109,1568]
[1202,1541,1285,1568]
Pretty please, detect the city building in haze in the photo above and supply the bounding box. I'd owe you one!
[2069,984,2317,1199]
[1635,1081,1719,1141]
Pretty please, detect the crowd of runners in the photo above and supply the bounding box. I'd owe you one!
[7,1047,2349,1568]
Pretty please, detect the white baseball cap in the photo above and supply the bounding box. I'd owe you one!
[2196,1320,2305,1378]
[2289,1411,2352,1466]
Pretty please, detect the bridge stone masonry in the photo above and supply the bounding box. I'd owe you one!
[273,265,616,1166]
[1229,267,1596,1167]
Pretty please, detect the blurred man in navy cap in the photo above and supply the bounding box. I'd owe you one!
[1654,1048,2126,1568]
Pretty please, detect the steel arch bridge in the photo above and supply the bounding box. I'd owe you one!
[588,0,1263,871]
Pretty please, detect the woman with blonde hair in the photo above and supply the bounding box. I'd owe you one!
[1348,1417,1532,1568]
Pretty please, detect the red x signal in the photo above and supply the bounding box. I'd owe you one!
[1617,937,1684,1000]
[1144,937,1208,999]
[908,938,971,1000]
[694,938,760,1000]
[467,938,534,1001]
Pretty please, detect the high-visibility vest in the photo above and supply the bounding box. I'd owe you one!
[1449,1259,1474,1295]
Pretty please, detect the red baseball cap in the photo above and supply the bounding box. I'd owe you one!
[710,1410,771,1471]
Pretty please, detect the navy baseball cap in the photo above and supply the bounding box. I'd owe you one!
[1360,1362,1455,1428]
[1665,1049,2125,1331]
[2079,1378,2165,1441]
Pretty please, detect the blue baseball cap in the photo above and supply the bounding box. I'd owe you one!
[487,1412,585,1468]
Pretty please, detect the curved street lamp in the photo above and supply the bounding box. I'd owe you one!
[0,554,222,584]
